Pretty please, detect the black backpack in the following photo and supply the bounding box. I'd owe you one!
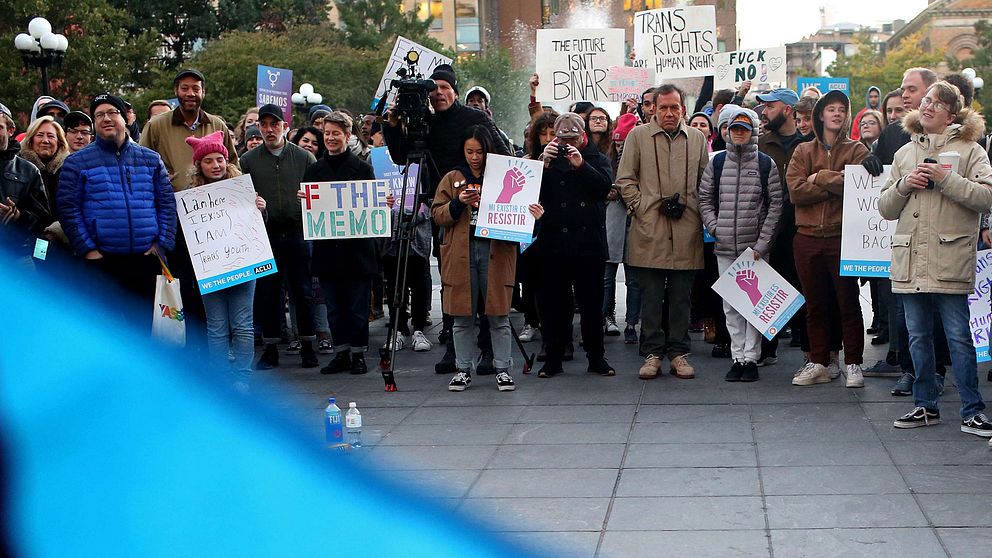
[710,150,773,212]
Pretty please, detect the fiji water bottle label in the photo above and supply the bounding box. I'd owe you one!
[326,415,343,442]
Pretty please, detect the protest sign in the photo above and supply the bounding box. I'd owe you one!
[301,180,392,240]
[535,28,626,104]
[369,147,419,211]
[371,36,452,110]
[712,248,806,340]
[632,6,717,80]
[256,65,293,124]
[840,165,893,277]
[474,155,544,243]
[713,47,787,90]
[970,250,992,362]
[605,66,655,102]
[174,175,277,295]
[797,77,850,96]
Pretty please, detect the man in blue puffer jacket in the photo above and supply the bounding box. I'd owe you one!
[58,93,176,308]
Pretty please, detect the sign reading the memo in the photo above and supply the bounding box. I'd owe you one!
[712,248,806,340]
[369,146,419,211]
[535,28,626,104]
[633,6,717,79]
[970,250,992,363]
[372,36,452,110]
[840,164,893,277]
[300,180,392,240]
[713,47,787,90]
[175,175,277,295]
[605,66,656,102]
[474,155,544,243]
[256,65,293,124]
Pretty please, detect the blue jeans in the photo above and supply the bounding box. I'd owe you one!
[202,280,256,383]
[453,239,512,371]
[902,293,986,419]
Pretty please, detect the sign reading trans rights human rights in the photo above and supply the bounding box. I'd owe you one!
[300,180,392,240]
[174,175,277,295]
[712,248,806,341]
[633,6,717,80]
[970,250,992,363]
[840,165,893,277]
[535,28,626,104]
[474,155,544,243]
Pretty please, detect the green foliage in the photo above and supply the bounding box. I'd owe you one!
[970,20,992,126]
[217,0,329,33]
[335,0,435,50]
[827,29,946,101]
[457,48,531,145]
[109,0,219,66]
[0,0,159,127]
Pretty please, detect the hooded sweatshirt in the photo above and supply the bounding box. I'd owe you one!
[785,90,870,238]
[852,86,882,141]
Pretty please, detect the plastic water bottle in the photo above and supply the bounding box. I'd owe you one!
[346,402,363,448]
[325,397,343,445]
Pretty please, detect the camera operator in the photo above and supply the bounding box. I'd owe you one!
[382,63,511,375]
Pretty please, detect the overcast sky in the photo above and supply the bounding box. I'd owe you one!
[736,0,930,49]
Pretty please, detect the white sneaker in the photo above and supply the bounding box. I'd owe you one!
[411,330,432,352]
[792,362,831,386]
[827,357,842,379]
[845,364,865,388]
[605,316,621,336]
[519,324,537,342]
[383,332,407,351]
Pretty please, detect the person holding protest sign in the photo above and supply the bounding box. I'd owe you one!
[699,107,783,382]
[879,81,992,436]
[432,125,543,391]
[184,131,266,393]
[787,90,870,388]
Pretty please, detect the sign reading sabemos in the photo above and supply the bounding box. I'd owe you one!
[256,65,293,124]
[175,175,277,294]
[372,36,452,110]
[713,47,787,90]
[633,6,717,79]
[535,28,626,104]
[474,155,544,243]
[301,180,392,240]
[840,164,893,277]
[712,248,806,340]
[970,250,992,363]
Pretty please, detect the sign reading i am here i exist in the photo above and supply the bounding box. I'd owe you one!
[371,36,452,110]
[474,154,544,244]
[712,248,806,341]
[840,165,893,277]
[256,65,293,124]
[535,28,626,104]
[713,47,787,90]
[970,249,992,362]
[174,175,277,295]
[300,180,392,240]
[370,146,419,211]
[632,5,717,80]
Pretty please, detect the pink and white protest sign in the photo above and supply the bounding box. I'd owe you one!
[969,249,992,363]
[474,154,544,243]
[605,66,655,102]
[712,248,806,340]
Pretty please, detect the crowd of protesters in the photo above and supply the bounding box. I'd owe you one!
[3,60,992,443]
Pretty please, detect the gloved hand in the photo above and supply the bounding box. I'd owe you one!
[862,154,883,177]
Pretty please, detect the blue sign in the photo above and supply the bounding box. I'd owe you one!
[797,77,850,97]
[370,147,419,211]
[256,65,293,124]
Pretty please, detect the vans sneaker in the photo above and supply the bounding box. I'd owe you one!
[961,413,992,437]
[495,370,516,391]
[448,371,472,391]
[893,406,940,428]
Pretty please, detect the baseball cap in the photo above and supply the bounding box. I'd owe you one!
[465,86,490,105]
[257,104,285,122]
[755,88,800,107]
[728,113,754,131]
[39,99,70,116]
[554,112,585,139]
[173,68,205,86]
[244,125,262,141]
[64,111,93,130]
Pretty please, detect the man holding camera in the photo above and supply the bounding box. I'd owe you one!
[382,63,510,375]
[616,84,709,381]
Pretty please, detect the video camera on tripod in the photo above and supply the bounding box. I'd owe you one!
[376,50,436,145]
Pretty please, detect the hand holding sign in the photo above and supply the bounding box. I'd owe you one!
[497,167,526,203]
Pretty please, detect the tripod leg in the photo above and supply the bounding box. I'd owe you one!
[508,321,536,375]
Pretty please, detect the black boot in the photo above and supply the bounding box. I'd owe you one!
[255,343,279,370]
[321,351,350,374]
[351,352,368,375]
[587,355,616,376]
[300,341,319,368]
[476,349,496,375]
[435,346,457,374]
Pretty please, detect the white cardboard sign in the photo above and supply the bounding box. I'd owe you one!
[839,165,894,277]
[713,47,788,90]
[300,180,392,240]
[371,36,452,110]
[535,28,626,104]
[970,250,992,363]
[633,6,717,80]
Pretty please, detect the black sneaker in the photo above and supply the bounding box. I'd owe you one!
[495,369,516,391]
[741,361,759,382]
[538,361,563,378]
[448,371,472,391]
[435,347,457,374]
[321,351,350,375]
[437,328,451,345]
[711,343,731,359]
[961,413,992,437]
[286,339,302,354]
[587,356,616,376]
[350,353,368,375]
[255,344,279,370]
[476,350,496,375]
[624,325,638,344]
[725,361,744,382]
[891,372,915,396]
[893,406,940,428]
[300,342,319,368]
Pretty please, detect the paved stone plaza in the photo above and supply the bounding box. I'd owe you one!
[255,279,992,558]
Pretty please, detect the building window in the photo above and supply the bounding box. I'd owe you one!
[456,0,481,52]
[417,1,444,31]
[644,0,663,8]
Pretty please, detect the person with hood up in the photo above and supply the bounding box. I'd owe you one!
[879,81,992,437]
[851,86,882,141]
[699,106,783,382]
[787,89,870,388]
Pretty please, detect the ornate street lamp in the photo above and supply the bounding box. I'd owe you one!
[14,17,68,97]
[291,83,323,126]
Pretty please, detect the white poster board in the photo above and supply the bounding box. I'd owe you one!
[605,66,656,102]
[174,175,277,294]
[713,47,787,90]
[712,248,806,340]
[840,165,894,277]
[633,6,717,80]
[970,250,992,363]
[300,180,392,240]
[371,36,453,110]
[474,155,544,243]
[535,28,626,104]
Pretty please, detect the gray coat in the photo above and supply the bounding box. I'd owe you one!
[605,197,627,263]
[699,107,783,259]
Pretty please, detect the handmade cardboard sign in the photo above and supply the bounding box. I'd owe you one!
[712,248,806,340]
[840,165,893,277]
[372,36,452,110]
[971,250,992,363]
[300,180,392,240]
[535,28,626,104]
[474,155,544,243]
[712,47,787,90]
[632,6,717,80]
[605,66,656,102]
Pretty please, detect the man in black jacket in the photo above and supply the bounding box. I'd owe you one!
[0,102,50,263]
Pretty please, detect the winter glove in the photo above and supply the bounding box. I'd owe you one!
[861,154,883,177]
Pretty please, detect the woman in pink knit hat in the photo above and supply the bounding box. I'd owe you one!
[186,131,267,393]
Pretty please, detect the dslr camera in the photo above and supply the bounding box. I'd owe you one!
[661,193,686,219]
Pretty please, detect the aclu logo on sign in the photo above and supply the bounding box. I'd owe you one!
[254,263,273,274]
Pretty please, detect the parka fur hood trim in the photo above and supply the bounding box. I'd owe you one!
[18,148,68,175]
[900,108,987,144]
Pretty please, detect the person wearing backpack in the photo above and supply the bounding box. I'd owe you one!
[699,106,783,382]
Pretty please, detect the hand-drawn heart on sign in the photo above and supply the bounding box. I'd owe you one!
[769,57,783,71]
[716,65,730,80]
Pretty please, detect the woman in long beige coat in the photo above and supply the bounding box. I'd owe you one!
[432,126,543,393]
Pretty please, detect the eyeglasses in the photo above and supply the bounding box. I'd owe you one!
[588,116,608,122]
[93,109,121,121]
[919,97,950,113]
[67,128,92,136]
